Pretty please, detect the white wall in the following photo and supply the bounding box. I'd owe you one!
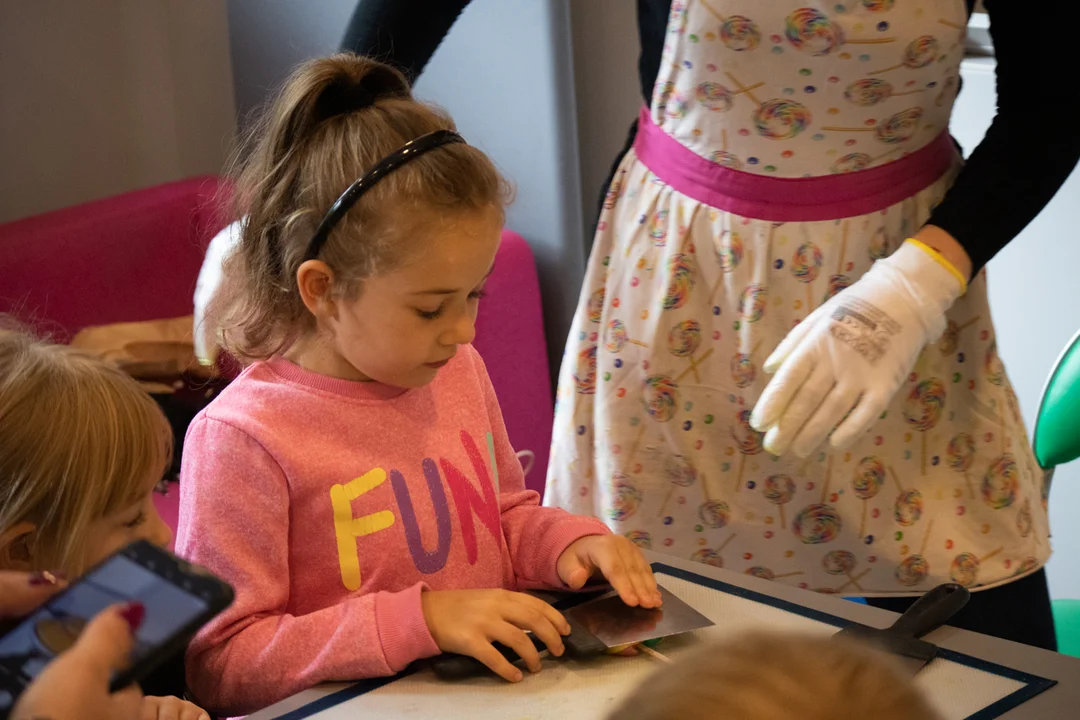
[0,0,236,223]
[952,57,1080,601]
[569,0,641,247]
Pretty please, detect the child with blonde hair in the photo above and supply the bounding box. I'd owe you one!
[0,327,210,720]
[607,631,942,720]
[177,52,660,716]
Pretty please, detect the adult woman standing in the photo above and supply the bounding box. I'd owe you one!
[337,0,1076,649]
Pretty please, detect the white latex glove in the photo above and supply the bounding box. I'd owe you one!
[193,219,243,364]
[750,241,964,458]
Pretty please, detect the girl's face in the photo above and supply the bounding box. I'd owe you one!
[316,206,503,388]
[80,484,173,572]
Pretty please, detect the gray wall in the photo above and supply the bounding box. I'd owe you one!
[0,0,235,223]
[226,0,586,372]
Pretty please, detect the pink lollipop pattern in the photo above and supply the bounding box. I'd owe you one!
[791,242,823,311]
[889,466,923,527]
[708,230,744,306]
[663,254,696,311]
[695,80,764,113]
[739,283,768,323]
[725,72,812,140]
[624,530,652,550]
[605,319,648,354]
[830,147,903,173]
[691,534,736,569]
[587,288,605,324]
[730,342,762,389]
[783,7,895,56]
[823,550,863,592]
[950,547,1003,587]
[763,474,796,529]
[869,227,893,260]
[824,221,851,302]
[699,500,731,529]
[946,432,976,499]
[853,456,885,538]
[870,35,940,75]
[1017,498,1033,538]
[982,454,1019,510]
[658,453,699,517]
[895,520,934,587]
[647,209,669,246]
[844,78,924,107]
[698,2,761,52]
[939,316,981,355]
[607,473,642,522]
[744,566,804,581]
[732,409,765,492]
[668,320,707,382]
[794,456,842,544]
[573,346,597,395]
[903,377,946,475]
[602,168,625,211]
[626,375,680,465]
[823,107,925,145]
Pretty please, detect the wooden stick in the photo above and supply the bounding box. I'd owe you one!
[860,501,868,539]
[636,643,674,664]
[837,221,849,275]
[700,0,725,23]
[658,484,677,517]
[938,18,966,30]
[920,520,934,555]
[735,453,747,493]
[836,568,871,593]
[956,316,981,332]
[773,571,804,579]
[821,455,834,504]
[981,547,1004,562]
[888,465,905,493]
[921,433,928,476]
[965,472,975,500]
[717,534,737,554]
[724,72,761,106]
[676,349,713,382]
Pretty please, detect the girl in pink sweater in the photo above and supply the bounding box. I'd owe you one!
[177,54,660,716]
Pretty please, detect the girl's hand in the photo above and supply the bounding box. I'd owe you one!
[13,603,145,720]
[557,535,662,609]
[0,570,69,617]
[140,695,211,720]
[422,589,570,682]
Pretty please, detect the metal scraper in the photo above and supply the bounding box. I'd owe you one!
[431,585,714,679]
[834,583,970,676]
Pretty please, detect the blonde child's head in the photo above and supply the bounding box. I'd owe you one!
[209,53,512,388]
[0,327,173,577]
[607,631,942,720]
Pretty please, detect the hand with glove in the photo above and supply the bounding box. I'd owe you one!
[750,232,969,458]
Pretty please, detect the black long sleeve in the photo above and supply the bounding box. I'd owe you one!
[927,0,1080,272]
[339,0,472,85]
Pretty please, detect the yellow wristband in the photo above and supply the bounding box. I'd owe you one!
[904,238,968,294]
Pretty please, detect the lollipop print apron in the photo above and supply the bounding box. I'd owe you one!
[545,0,1051,595]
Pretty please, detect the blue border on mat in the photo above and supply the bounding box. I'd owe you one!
[271,562,1057,719]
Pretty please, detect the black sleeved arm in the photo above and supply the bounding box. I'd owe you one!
[339,0,473,84]
[927,0,1080,273]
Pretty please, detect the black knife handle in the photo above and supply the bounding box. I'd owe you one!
[890,583,970,639]
[431,633,549,679]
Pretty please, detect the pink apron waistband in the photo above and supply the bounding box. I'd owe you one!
[633,106,958,222]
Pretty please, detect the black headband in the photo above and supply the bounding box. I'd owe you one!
[304,129,466,261]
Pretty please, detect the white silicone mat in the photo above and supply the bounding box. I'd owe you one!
[257,566,1054,720]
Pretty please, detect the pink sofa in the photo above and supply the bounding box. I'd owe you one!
[0,177,554,539]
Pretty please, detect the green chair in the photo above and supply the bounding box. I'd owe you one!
[1033,329,1080,657]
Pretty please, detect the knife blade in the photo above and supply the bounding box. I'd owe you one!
[834,583,970,676]
[431,585,713,679]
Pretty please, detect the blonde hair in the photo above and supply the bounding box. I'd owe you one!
[209,53,511,363]
[607,632,942,720]
[0,327,172,575]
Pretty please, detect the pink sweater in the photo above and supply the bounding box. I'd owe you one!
[176,346,609,715]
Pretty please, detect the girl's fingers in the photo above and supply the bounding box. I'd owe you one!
[0,571,68,618]
[490,622,543,675]
[464,637,524,683]
[616,542,656,609]
[503,601,565,658]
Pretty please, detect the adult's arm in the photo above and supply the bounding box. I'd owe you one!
[927,0,1079,274]
[340,0,473,84]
